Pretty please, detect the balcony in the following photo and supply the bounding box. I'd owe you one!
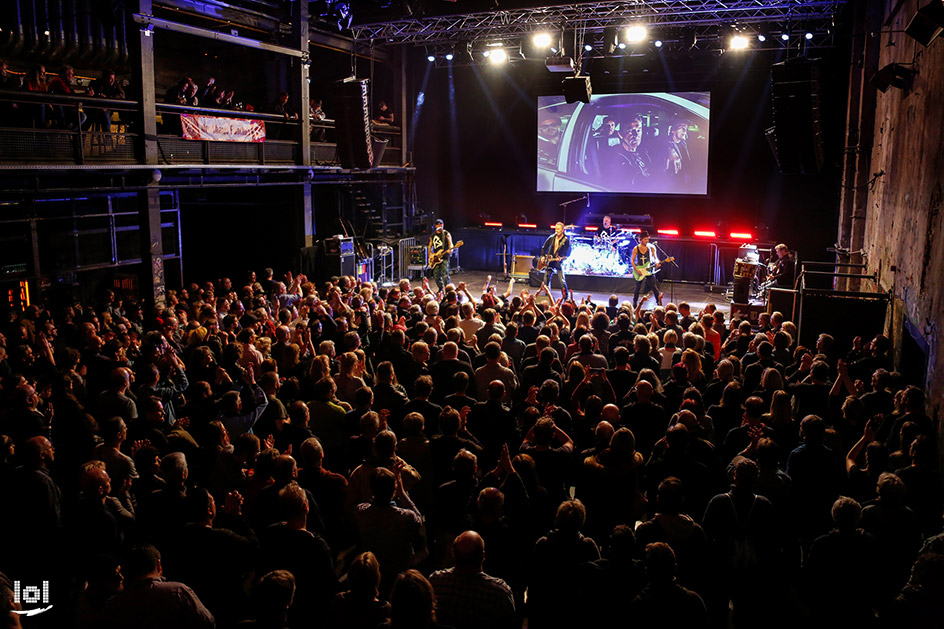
[0,90,404,169]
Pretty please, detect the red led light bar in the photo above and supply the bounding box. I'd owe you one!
[483,221,503,228]
[584,226,599,232]
[657,229,679,236]
[693,230,717,238]
[518,223,537,229]
[619,227,642,233]
[730,232,753,240]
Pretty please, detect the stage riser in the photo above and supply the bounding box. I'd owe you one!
[455,227,762,285]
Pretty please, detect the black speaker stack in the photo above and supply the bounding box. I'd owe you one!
[333,79,374,170]
[766,59,824,175]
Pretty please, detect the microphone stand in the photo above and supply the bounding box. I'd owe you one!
[558,195,588,223]
[653,240,680,305]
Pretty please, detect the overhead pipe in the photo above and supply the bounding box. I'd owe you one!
[36,0,52,57]
[104,19,119,65]
[48,0,66,61]
[24,0,40,56]
[62,0,80,62]
[115,5,128,66]
[4,0,27,56]
[77,0,93,63]
[90,6,106,64]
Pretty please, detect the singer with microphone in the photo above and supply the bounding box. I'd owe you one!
[631,230,665,308]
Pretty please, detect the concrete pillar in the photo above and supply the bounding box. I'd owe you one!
[293,0,311,166]
[139,184,166,311]
[129,0,158,165]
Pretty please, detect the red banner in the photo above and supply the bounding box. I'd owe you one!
[180,114,266,142]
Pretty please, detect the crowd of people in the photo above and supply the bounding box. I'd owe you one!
[0,269,941,629]
[0,61,125,132]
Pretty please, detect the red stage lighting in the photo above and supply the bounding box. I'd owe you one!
[518,223,537,229]
[730,232,753,240]
[483,221,503,228]
[657,229,679,236]
[584,226,599,232]
[693,230,717,238]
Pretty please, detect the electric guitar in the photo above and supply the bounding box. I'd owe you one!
[428,240,463,268]
[536,255,565,271]
[632,256,675,281]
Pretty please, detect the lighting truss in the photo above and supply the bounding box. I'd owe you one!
[352,1,848,46]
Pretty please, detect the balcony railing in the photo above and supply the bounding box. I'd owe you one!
[0,90,403,168]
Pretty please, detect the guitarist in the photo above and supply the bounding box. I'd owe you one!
[631,230,664,308]
[541,222,572,300]
[428,218,454,291]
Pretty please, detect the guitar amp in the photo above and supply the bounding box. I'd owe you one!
[511,255,534,279]
[406,245,428,271]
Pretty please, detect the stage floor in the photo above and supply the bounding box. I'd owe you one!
[448,269,735,316]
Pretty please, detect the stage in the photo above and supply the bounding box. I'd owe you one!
[447,269,735,316]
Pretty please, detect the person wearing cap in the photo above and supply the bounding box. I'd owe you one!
[631,230,664,308]
[428,219,453,292]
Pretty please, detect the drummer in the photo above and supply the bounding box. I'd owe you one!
[596,215,619,250]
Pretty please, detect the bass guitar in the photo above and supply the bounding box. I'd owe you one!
[536,255,565,271]
[632,256,675,281]
[428,240,464,268]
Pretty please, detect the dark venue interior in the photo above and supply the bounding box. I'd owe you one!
[1,0,943,627]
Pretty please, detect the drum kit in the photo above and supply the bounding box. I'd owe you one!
[731,244,776,302]
[561,226,634,277]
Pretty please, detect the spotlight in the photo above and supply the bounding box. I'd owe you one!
[757,34,767,42]
[489,48,508,64]
[584,44,593,52]
[625,25,648,42]
[730,35,749,50]
[805,32,814,40]
[445,53,454,60]
[618,42,627,50]
[482,50,490,57]
[654,40,663,48]
[427,54,435,62]
[781,32,790,41]
[533,32,552,48]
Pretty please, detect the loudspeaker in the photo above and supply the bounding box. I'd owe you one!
[768,59,823,175]
[511,255,534,277]
[798,293,888,349]
[906,1,944,47]
[371,137,388,168]
[732,276,751,304]
[333,79,373,170]
[529,269,544,287]
[325,254,356,277]
[563,76,592,104]
[768,288,798,321]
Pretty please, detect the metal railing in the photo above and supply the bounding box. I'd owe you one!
[0,89,402,168]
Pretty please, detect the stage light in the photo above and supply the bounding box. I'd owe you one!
[625,25,648,43]
[730,35,749,50]
[654,40,663,48]
[618,42,627,50]
[584,226,599,232]
[657,229,679,236]
[533,32,552,48]
[427,54,435,62]
[694,230,717,238]
[781,33,790,41]
[805,32,814,40]
[518,223,537,229]
[489,49,508,64]
[445,53,454,60]
[482,50,490,57]
[483,221,503,228]
[757,34,767,42]
[730,232,753,240]
[584,44,593,52]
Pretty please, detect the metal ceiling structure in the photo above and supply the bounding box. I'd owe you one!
[352,0,848,47]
